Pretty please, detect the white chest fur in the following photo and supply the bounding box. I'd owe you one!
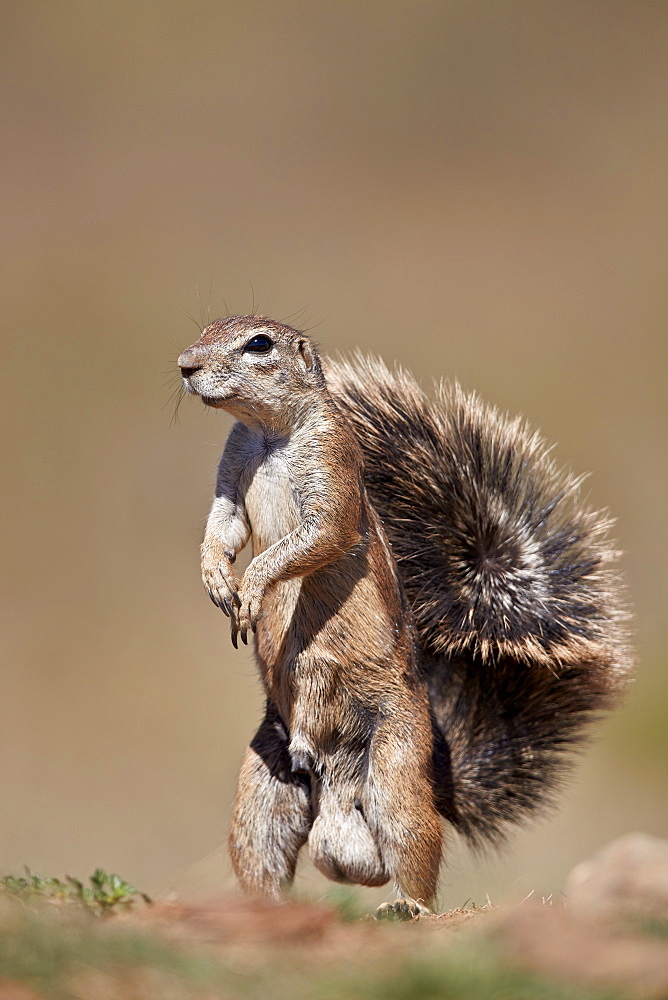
[242,443,301,555]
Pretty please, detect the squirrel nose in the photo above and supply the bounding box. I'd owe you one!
[178,350,202,378]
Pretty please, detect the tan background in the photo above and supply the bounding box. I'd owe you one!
[1,1,666,908]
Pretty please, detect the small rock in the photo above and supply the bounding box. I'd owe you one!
[566,832,668,923]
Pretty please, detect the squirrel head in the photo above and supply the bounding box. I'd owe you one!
[178,316,326,429]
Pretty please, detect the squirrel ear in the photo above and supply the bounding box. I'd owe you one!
[298,339,315,372]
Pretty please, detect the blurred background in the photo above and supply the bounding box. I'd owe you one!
[1,0,666,909]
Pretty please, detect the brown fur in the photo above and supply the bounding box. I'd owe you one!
[179,317,442,904]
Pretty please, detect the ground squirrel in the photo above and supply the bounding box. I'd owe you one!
[178,315,632,908]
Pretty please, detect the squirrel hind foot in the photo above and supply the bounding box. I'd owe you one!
[375,898,433,921]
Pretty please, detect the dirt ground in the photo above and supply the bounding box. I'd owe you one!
[1,890,666,1000]
[3,835,667,998]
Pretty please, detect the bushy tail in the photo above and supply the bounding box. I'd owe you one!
[326,354,633,846]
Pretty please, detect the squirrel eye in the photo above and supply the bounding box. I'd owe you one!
[244,334,273,354]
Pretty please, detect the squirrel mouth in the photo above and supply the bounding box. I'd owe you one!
[201,395,225,408]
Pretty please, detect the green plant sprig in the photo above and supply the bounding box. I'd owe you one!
[0,867,151,915]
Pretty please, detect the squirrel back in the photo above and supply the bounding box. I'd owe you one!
[326,354,633,847]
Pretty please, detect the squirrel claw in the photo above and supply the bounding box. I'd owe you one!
[375,898,433,921]
[214,593,228,615]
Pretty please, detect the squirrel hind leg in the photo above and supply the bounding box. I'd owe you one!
[229,706,312,899]
[363,715,444,909]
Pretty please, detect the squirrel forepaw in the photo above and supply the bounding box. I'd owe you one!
[202,562,240,616]
[201,549,242,649]
[237,571,267,646]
